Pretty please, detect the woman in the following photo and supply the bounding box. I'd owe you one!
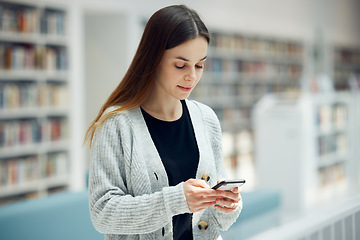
[84,5,242,240]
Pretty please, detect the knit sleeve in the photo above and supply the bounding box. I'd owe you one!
[88,115,191,235]
[195,101,242,231]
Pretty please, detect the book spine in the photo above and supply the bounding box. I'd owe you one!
[0,156,39,187]
[0,117,68,149]
[0,119,42,148]
[42,152,67,178]
[0,152,68,187]
[45,117,67,142]
[0,82,67,110]
[0,5,39,34]
[0,43,67,71]
[42,9,65,36]
[0,4,65,36]
[319,163,346,187]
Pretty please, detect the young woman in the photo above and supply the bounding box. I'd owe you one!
[84,5,242,240]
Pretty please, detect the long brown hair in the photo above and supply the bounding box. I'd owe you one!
[84,5,210,147]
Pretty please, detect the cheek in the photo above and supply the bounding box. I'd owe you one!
[196,71,203,81]
[158,66,178,84]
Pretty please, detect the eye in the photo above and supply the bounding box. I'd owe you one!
[175,65,185,69]
[195,65,204,69]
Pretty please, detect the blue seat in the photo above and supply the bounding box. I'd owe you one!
[0,189,281,240]
[221,190,282,240]
[0,190,103,240]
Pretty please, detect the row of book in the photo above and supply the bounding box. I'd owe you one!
[214,108,252,126]
[48,118,67,142]
[319,163,346,187]
[222,130,253,157]
[0,4,66,35]
[316,104,348,132]
[0,155,38,187]
[0,82,68,110]
[209,33,303,59]
[334,48,360,65]
[0,117,67,148]
[334,67,359,81]
[205,58,302,78]
[193,85,242,99]
[194,82,300,95]
[333,48,360,91]
[192,82,291,102]
[43,152,68,178]
[0,43,67,71]
[41,10,66,36]
[0,152,68,187]
[318,133,347,157]
[222,108,249,124]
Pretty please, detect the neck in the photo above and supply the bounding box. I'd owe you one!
[141,97,183,121]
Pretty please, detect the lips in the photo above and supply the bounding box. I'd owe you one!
[178,85,192,92]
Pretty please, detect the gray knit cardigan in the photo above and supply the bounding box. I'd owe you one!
[88,99,242,240]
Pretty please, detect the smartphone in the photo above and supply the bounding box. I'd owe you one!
[212,179,246,191]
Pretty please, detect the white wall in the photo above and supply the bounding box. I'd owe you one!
[194,0,360,45]
[84,13,137,124]
[78,0,360,45]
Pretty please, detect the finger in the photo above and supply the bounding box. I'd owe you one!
[231,186,243,193]
[216,198,238,209]
[194,188,225,199]
[205,189,239,201]
[189,179,210,189]
[217,191,241,202]
[214,204,238,213]
[195,191,225,204]
[217,179,225,184]
[189,200,216,212]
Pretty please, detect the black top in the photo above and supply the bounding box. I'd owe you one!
[141,100,199,240]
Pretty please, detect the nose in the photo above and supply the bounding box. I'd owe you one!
[185,67,197,81]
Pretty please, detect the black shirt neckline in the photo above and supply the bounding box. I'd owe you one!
[140,100,185,124]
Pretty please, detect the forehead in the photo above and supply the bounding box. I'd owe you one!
[164,37,208,61]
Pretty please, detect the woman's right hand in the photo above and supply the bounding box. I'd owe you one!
[183,178,222,213]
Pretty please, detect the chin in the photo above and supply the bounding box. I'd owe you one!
[177,94,190,101]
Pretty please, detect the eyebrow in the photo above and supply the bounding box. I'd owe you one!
[175,56,207,62]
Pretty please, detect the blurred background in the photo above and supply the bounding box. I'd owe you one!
[0,0,359,239]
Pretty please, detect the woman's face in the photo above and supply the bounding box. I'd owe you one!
[155,37,208,101]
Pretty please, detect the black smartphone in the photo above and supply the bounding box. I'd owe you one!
[212,179,246,191]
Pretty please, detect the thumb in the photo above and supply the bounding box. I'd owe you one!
[217,179,225,184]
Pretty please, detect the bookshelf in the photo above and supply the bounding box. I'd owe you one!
[0,1,76,205]
[190,31,304,186]
[333,46,360,91]
[253,92,358,213]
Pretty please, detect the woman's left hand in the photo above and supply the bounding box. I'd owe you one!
[214,180,242,213]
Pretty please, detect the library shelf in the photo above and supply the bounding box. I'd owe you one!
[0,138,69,155]
[0,175,69,199]
[0,0,83,205]
[0,108,68,118]
[253,92,359,213]
[190,31,305,185]
[333,46,360,91]
[0,70,68,82]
